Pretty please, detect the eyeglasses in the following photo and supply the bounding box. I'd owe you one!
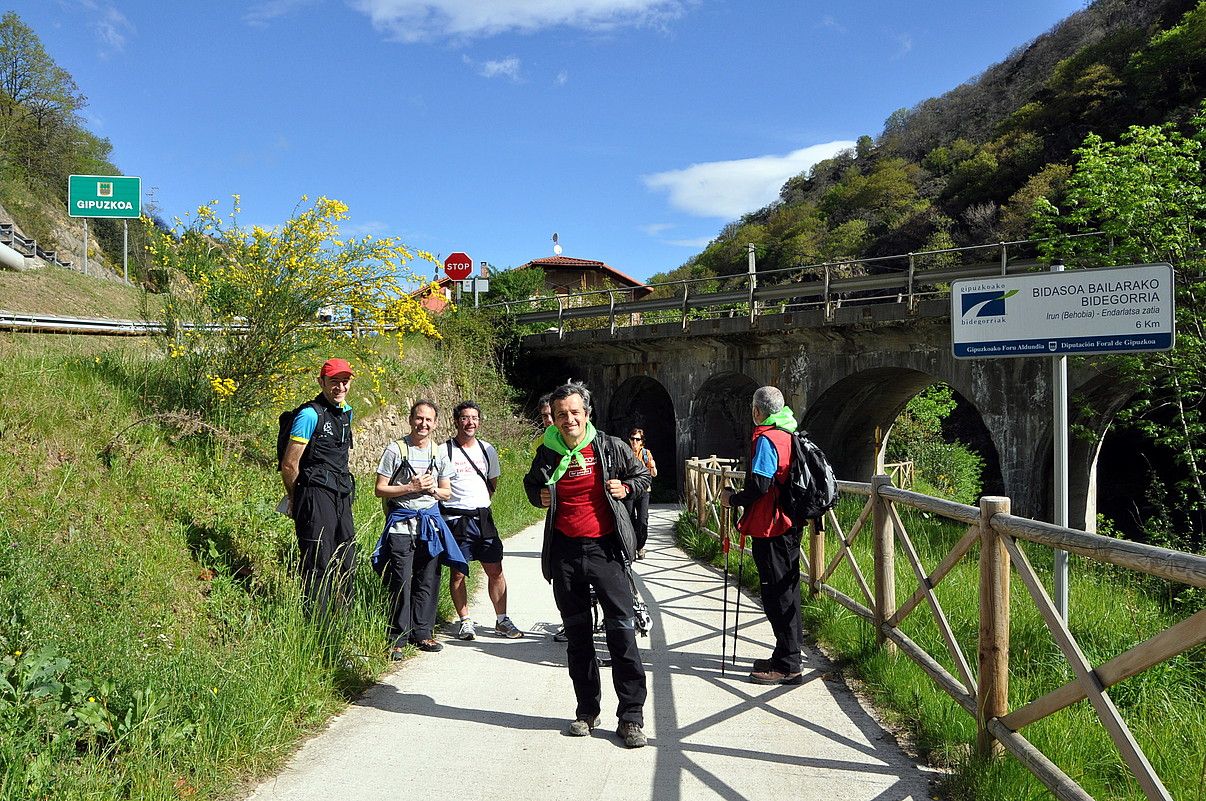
[629,437,642,442]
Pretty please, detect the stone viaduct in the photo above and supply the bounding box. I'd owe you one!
[515,298,1134,528]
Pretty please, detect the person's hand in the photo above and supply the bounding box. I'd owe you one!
[720,488,733,508]
[606,479,628,499]
[411,473,435,493]
[539,487,551,508]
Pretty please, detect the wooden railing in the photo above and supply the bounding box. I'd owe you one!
[683,458,1206,801]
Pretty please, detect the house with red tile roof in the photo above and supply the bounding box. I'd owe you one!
[520,255,653,299]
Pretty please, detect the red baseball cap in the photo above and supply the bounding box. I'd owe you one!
[320,358,354,378]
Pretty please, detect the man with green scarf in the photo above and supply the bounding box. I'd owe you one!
[721,385,806,686]
[524,381,651,748]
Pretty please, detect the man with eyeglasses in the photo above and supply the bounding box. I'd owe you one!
[442,401,523,640]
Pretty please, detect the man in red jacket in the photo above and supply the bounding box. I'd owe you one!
[720,385,804,686]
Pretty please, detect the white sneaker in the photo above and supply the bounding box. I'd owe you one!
[456,619,476,641]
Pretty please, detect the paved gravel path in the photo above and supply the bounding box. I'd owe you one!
[246,505,937,801]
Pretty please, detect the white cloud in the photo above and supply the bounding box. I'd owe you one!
[556,70,569,86]
[93,7,133,54]
[643,141,856,218]
[892,32,913,59]
[818,15,845,33]
[351,0,686,43]
[71,1,134,55]
[480,56,522,80]
[639,223,673,236]
[345,220,391,237]
[244,0,320,26]
[666,236,712,248]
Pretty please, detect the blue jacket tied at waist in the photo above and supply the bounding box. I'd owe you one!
[371,505,468,576]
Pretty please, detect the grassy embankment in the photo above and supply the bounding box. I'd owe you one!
[675,500,1205,801]
[0,332,543,801]
[0,262,161,318]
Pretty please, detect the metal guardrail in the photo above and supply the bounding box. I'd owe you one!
[0,223,74,269]
[0,310,167,336]
[480,233,1108,333]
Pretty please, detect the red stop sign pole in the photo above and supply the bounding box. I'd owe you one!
[444,251,472,281]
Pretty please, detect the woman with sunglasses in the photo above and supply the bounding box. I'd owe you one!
[626,428,657,559]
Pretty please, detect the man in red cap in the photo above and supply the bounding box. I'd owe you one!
[281,358,357,618]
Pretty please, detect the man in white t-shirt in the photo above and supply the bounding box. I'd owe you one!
[375,400,456,657]
[442,401,523,640]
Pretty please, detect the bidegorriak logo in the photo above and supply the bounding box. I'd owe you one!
[961,289,1019,319]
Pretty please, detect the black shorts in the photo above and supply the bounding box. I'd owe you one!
[449,514,504,565]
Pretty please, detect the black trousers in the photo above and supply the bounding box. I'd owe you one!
[384,524,442,646]
[750,527,803,674]
[551,533,647,726]
[630,491,651,550]
[293,484,356,619]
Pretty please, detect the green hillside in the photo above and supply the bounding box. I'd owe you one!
[654,0,1206,280]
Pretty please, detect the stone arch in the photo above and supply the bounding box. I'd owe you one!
[608,375,678,494]
[801,367,1003,495]
[691,372,759,464]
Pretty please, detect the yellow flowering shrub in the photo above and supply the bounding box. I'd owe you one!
[144,195,440,411]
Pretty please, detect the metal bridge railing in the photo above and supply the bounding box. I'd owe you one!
[480,233,1108,336]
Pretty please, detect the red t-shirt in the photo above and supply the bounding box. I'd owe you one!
[553,444,613,539]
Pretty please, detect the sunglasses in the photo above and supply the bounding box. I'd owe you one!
[629,437,643,442]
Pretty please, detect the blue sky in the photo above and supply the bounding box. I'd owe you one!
[17,1,1085,283]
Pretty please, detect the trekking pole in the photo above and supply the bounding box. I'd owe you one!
[720,521,731,676]
[731,531,748,667]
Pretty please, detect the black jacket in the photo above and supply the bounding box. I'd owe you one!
[524,431,651,582]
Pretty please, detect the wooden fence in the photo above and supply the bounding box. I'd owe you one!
[684,457,1206,801]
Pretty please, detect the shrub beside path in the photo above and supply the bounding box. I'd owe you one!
[245,506,938,801]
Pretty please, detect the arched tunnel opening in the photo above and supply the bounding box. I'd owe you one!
[608,375,678,501]
[1096,412,1205,550]
[691,373,759,466]
[802,369,1003,500]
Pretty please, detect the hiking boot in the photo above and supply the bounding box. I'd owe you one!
[388,646,406,662]
[752,658,773,672]
[552,625,568,642]
[750,669,804,685]
[636,548,647,560]
[456,619,476,641]
[414,638,443,653]
[616,721,647,748]
[565,716,599,737]
[495,616,524,639]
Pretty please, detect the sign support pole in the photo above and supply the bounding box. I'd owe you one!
[1051,262,1070,621]
[83,219,89,276]
[123,220,128,283]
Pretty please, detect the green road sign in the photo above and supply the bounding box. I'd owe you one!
[68,174,141,219]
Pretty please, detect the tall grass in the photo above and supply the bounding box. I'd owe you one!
[0,335,543,800]
[674,500,1206,801]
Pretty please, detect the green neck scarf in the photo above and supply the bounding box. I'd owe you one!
[761,405,798,433]
[544,421,598,484]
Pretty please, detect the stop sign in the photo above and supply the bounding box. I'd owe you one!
[444,251,472,281]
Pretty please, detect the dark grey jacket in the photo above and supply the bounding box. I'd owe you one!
[523,431,651,582]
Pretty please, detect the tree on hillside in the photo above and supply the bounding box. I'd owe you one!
[1036,106,1206,546]
[0,11,90,185]
[0,12,84,124]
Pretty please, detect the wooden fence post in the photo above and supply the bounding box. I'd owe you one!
[809,518,824,595]
[696,465,707,527]
[978,495,1011,759]
[872,474,896,654]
